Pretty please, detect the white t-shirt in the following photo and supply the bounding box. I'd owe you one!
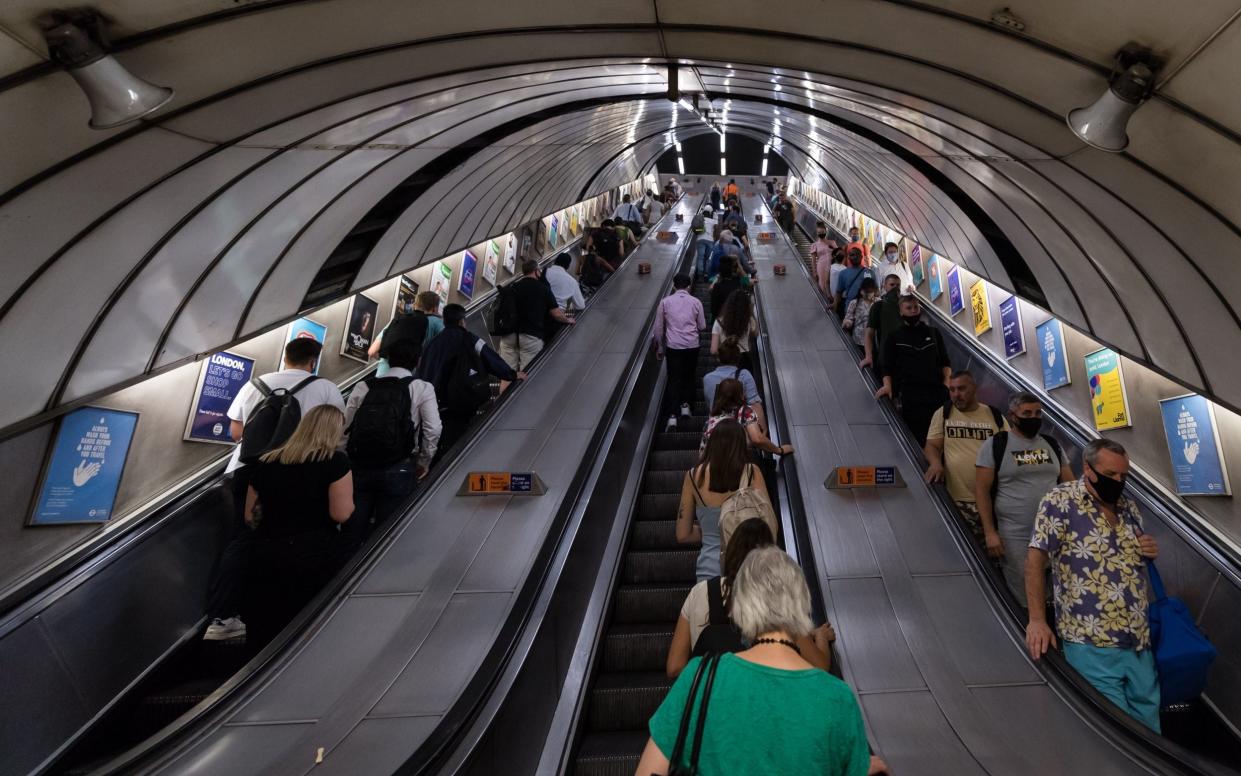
[712,318,758,352]
[545,264,585,310]
[225,368,345,472]
[873,255,914,294]
[343,367,443,469]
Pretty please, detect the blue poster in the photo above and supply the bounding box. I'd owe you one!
[1160,395,1230,495]
[186,351,253,444]
[947,266,964,316]
[32,407,140,525]
[286,317,328,374]
[459,250,478,300]
[927,254,943,300]
[999,295,1025,359]
[549,215,559,249]
[1036,318,1070,390]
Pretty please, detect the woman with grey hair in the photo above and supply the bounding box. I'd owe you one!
[637,547,888,776]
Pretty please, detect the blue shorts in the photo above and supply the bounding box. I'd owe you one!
[1063,641,1161,733]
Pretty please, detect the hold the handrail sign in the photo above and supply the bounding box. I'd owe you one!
[758,232,776,242]
[825,466,905,489]
[459,471,546,496]
[656,230,676,242]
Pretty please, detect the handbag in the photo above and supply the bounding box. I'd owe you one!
[664,653,721,776]
[1146,560,1217,705]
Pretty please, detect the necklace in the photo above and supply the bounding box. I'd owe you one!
[752,637,800,654]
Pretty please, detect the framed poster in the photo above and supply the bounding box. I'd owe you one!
[570,207,580,236]
[458,250,478,300]
[535,219,548,256]
[394,275,418,317]
[927,254,943,300]
[909,243,924,287]
[999,295,1025,359]
[30,406,139,525]
[549,215,560,249]
[286,317,328,374]
[1160,395,1231,496]
[520,226,534,262]
[1085,348,1131,430]
[969,279,991,335]
[340,293,379,362]
[184,351,254,444]
[483,240,501,285]
[947,266,964,316]
[503,233,519,274]
[1036,318,1071,390]
[430,262,453,306]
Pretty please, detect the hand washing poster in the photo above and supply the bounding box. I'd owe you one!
[31,407,139,525]
[1036,318,1070,389]
[458,250,478,300]
[286,317,328,374]
[909,243,924,287]
[483,240,501,285]
[1159,394,1230,496]
[947,266,964,316]
[969,278,990,335]
[999,295,1025,359]
[927,254,943,300]
[185,351,254,444]
[1085,348,1131,430]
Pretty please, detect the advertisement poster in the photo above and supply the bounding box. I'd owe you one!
[394,275,418,317]
[999,295,1025,359]
[1036,318,1071,389]
[185,351,254,444]
[535,220,547,256]
[430,262,453,307]
[927,254,943,300]
[286,317,328,374]
[340,293,379,362]
[1085,348,1131,430]
[1160,395,1231,496]
[569,208,579,237]
[458,250,478,300]
[947,266,964,316]
[483,240,500,285]
[30,407,139,525]
[549,215,559,249]
[503,233,519,274]
[969,278,991,335]
[909,243,924,287]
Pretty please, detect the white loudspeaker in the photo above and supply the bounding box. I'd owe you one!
[1065,63,1154,153]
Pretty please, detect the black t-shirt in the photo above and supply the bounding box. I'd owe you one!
[726,215,748,238]
[250,452,350,540]
[710,277,744,321]
[591,227,621,263]
[513,276,558,337]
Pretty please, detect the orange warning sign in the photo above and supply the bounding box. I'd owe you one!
[465,471,536,494]
[758,232,776,242]
[827,466,902,489]
[837,467,876,486]
[656,230,676,242]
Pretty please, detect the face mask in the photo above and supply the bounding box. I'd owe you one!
[901,314,921,326]
[1088,465,1126,504]
[1013,416,1042,437]
[885,252,897,261]
[817,231,827,238]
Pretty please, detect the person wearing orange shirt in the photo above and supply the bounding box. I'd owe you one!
[846,226,871,267]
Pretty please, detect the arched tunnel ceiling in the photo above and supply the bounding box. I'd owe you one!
[1,1,1240,432]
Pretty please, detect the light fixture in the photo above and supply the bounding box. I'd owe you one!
[1066,47,1160,152]
[719,132,726,153]
[761,158,768,176]
[678,156,685,175]
[41,11,174,129]
[675,142,682,152]
[720,157,726,176]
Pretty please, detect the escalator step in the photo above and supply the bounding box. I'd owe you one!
[574,730,650,776]
[641,471,685,495]
[649,449,699,471]
[653,432,702,451]
[613,584,693,623]
[587,671,672,731]
[602,624,675,673]
[622,550,697,584]
[635,493,679,521]
[629,519,689,550]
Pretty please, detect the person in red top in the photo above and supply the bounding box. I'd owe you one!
[653,273,707,431]
[846,226,871,267]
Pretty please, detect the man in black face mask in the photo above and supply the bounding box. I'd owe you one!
[875,295,951,445]
[974,393,1074,605]
[1024,439,1162,733]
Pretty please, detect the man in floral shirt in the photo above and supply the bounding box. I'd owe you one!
[1024,439,1162,732]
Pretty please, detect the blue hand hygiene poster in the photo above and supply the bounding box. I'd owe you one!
[927,254,943,300]
[1159,394,1231,496]
[999,295,1025,359]
[185,351,253,444]
[947,266,964,316]
[31,407,139,525]
[1036,318,1070,390]
[459,250,478,300]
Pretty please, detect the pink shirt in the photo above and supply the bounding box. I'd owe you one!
[653,289,706,353]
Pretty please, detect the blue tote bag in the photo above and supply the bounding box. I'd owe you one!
[1147,560,1217,705]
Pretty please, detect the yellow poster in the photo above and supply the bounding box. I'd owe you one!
[1085,348,1132,430]
[969,279,991,335]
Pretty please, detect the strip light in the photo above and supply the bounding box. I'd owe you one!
[720,157,726,176]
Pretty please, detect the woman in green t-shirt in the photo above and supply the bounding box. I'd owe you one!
[636,547,888,776]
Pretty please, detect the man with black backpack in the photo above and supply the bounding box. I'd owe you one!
[420,303,523,460]
[204,337,344,640]
[875,295,950,447]
[492,259,574,372]
[368,291,444,376]
[974,392,1074,607]
[343,339,441,552]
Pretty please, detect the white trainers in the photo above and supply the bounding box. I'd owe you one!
[665,415,678,431]
[680,403,692,417]
[203,616,246,641]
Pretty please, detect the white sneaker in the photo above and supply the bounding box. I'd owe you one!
[680,403,692,417]
[203,616,246,641]
[665,416,678,431]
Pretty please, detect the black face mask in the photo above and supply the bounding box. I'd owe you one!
[1013,416,1042,437]
[901,314,921,326]
[1089,465,1126,504]
[817,231,827,238]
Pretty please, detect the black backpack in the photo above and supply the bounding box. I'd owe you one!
[439,341,492,414]
[489,283,519,336]
[380,312,428,359]
[346,376,417,468]
[988,430,1064,500]
[237,376,319,465]
[691,577,747,657]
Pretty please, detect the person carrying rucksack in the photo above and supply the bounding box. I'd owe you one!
[204,337,344,641]
[368,291,444,376]
[342,339,441,552]
[491,259,574,372]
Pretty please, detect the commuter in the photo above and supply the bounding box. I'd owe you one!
[710,181,722,212]
[846,226,871,266]
[810,221,839,294]
[773,191,796,233]
[859,274,903,370]
[765,179,776,198]
[692,208,714,280]
[419,303,523,457]
[723,203,752,260]
[1026,439,1161,733]
[579,250,617,293]
[666,519,833,678]
[544,252,585,312]
[638,546,885,776]
[702,379,792,457]
[613,220,640,254]
[723,178,739,200]
[497,259,575,371]
[976,392,1073,606]
[707,229,755,279]
[586,219,623,270]
[343,339,441,551]
[368,292,444,376]
[873,242,913,294]
[875,295,951,446]
[833,247,875,316]
[702,338,766,433]
[204,337,344,641]
[653,273,706,431]
[710,288,758,371]
[923,371,1006,541]
[842,276,879,349]
[708,256,747,322]
[612,194,644,232]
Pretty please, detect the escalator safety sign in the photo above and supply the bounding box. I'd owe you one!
[826,466,905,489]
[460,471,545,496]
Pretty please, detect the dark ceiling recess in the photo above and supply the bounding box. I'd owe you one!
[655,132,788,177]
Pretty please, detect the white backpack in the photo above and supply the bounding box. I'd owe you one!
[719,464,779,557]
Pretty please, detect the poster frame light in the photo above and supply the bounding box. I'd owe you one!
[184,350,254,445]
[285,317,329,374]
[999,295,1026,359]
[1084,347,1132,431]
[946,266,964,316]
[340,293,380,364]
[29,406,140,526]
[1159,394,1231,496]
[969,278,991,335]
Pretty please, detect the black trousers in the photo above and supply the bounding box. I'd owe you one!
[899,387,949,447]
[663,346,700,418]
[206,467,254,620]
[434,409,475,466]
